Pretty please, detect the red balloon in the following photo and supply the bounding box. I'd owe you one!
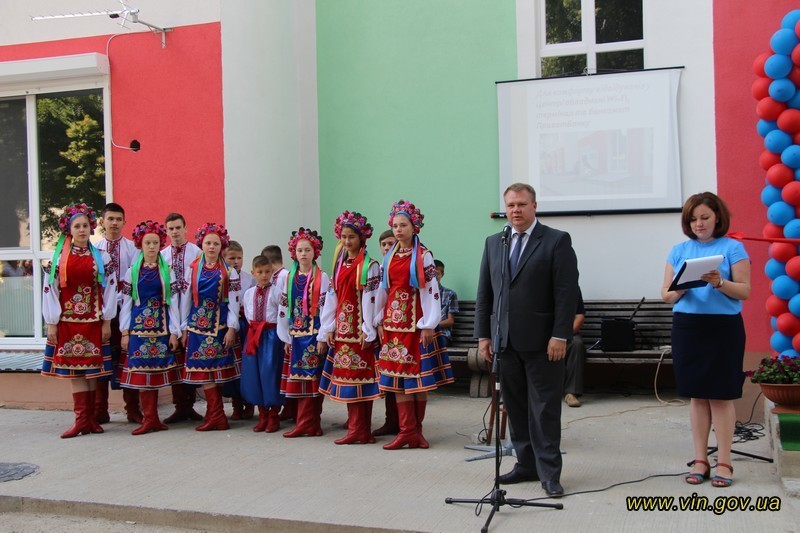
[788,256,800,280]
[768,294,791,317]
[778,313,800,337]
[779,109,800,133]
[793,332,800,352]
[761,150,783,170]
[758,97,788,121]
[753,77,772,100]
[794,131,800,145]
[754,52,771,77]
[785,182,800,206]
[771,242,798,262]
[768,163,795,187]
[765,222,786,238]
[790,66,800,87]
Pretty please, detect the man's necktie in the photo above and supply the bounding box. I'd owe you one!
[510,233,525,275]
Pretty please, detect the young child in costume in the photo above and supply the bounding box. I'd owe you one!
[372,229,399,437]
[241,255,285,433]
[276,228,330,438]
[161,213,203,423]
[118,221,183,435]
[42,203,116,438]
[222,240,256,421]
[94,203,140,425]
[180,222,242,431]
[377,200,454,450]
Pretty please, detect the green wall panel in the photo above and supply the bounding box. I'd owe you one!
[316,0,517,299]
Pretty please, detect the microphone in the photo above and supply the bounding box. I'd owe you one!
[501,222,512,244]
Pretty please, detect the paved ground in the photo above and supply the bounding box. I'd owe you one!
[1,386,799,532]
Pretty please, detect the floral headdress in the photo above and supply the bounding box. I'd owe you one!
[383,200,426,289]
[332,211,373,291]
[130,220,170,304]
[132,220,168,250]
[195,222,230,250]
[49,203,105,289]
[288,227,324,261]
[287,228,324,319]
[388,199,424,234]
[58,203,98,235]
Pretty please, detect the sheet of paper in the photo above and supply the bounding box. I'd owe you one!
[669,254,724,291]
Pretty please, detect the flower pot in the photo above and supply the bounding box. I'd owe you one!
[759,383,800,408]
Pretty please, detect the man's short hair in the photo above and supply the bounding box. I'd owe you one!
[102,202,125,217]
[261,245,283,263]
[252,255,271,268]
[379,229,395,242]
[503,183,536,203]
[226,240,243,253]
[434,259,445,271]
[164,213,186,226]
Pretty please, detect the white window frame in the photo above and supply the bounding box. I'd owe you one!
[0,54,112,349]
[516,0,645,79]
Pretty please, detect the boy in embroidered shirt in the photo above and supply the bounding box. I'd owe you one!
[95,202,140,425]
[262,244,295,422]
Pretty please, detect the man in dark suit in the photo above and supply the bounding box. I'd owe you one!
[475,183,578,497]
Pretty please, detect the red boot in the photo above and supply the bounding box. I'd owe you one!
[266,406,281,433]
[279,397,297,421]
[123,388,143,423]
[283,397,323,437]
[86,390,104,434]
[61,391,91,439]
[415,397,429,449]
[372,393,399,436]
[196,386,230,431]
[94,381,110,424]
[382,400,421,450]
[335,402,375,445]
[253,406,269,432]
[231,397,245,420]
[133,390,168,435]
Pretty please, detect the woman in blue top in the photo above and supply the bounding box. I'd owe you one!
[661,192,750,488]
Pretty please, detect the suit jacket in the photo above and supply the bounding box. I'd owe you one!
[475,222,579,353]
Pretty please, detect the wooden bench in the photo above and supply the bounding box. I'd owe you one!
[446,299,674,397]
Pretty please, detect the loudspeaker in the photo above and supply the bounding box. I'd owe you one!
[601,318,636,352]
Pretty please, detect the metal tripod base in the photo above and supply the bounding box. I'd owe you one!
[705,446,773,463]
[446,488,563,533]
[464,439,515,462]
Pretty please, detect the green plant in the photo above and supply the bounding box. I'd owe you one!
[748,355,800,384]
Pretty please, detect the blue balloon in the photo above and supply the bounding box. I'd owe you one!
[766,258,788,279]
[783,145,800,168]
[771,29,800,55]
[782,9,800,30]
[774,275,800,299]
[768,201,796,226]
[765,129,793,153]
[758,119,779,137]
[796,167,800,180]
[788,90,800,110]
[772,331,794,353]
[762,184,783,206]
[781,349,800,358]
[790,293,800,316]
[766,54,794,79]
[770,78,797,102]
[786,219,800,239]
[773,316,779,330]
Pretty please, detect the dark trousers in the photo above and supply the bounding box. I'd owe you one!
[564,334,585,396]
[499,344,564,482]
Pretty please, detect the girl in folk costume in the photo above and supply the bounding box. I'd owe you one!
[318,212,382,444]
[377,200,454,450]
[41,204,116,438]
[118,221,183,435]
[180,223,242,431]
[240,255,285,433]
[277,228,330,438]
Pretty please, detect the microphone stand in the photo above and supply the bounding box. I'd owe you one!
[446,229,562,532]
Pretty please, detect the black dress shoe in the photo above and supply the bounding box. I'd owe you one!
[498,464,539,484]
[541,480,564,497]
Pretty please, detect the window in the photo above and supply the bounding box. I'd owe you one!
[0,54,109,348]
[539,0,643,78]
